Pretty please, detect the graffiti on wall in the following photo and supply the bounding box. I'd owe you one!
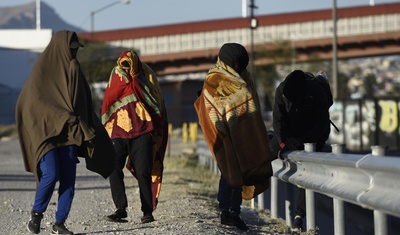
[328,99,399,152]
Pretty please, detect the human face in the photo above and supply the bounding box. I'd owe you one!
[70,47,79,59]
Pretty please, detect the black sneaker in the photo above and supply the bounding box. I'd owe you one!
[220,211,249,231]
[141,213,155,223]
[104,209,128,222]
[292,215,304,232]
[51,222,74,235]
[27,210,43,234]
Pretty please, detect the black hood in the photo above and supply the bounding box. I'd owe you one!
[218,43,249,73]
[283,70,307,102]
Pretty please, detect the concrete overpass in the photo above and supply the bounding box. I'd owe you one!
[79,2,400,76]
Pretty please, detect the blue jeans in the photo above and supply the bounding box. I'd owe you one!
[33,145,77,224]
[217,177,242,216]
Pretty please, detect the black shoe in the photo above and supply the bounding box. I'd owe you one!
[220,211,234,226]
[104,209,128,222]
[27,210,43,234]
[141,213,155,223]
[220,211,249,231]
[292,215,304,232]
[51,222,74,235]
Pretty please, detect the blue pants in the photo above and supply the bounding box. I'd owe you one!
[217,177,242,216]
[33,145,77,224]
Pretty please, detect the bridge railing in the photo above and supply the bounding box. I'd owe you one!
[195,141,400,235]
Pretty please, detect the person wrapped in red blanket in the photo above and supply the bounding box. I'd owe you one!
[101,49,168,224]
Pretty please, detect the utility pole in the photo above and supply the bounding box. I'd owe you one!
[249,0,258,85]
[36,0,41,30]
[91,0,130,39]
[242,0,247,18]
[332,0,338,99]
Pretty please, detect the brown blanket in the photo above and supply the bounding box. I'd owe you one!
[194,59,273,200]
[16,30,115,182]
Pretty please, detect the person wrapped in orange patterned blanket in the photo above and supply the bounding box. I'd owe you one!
[194,43,273,231]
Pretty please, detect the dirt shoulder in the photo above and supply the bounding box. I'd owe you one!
[0,136,291,235]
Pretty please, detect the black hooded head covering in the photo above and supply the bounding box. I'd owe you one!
[283,70,307,102]
[69,32,84,49]
[218,43,249,74]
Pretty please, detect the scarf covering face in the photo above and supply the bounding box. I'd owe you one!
[101,50,168,210]
[16,30,116,182]
[102,50,165,138]
[194,58,273,200]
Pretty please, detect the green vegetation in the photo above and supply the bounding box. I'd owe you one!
[77,40,121,84]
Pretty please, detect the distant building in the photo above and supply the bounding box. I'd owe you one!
[158,74,205,127]
[0,84,19,124]
[0,29,51,124]
[79,3,400,75]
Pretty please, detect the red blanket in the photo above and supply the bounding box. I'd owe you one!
[102,50,168,209]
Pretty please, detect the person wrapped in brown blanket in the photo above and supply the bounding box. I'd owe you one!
[16,30,116,235]
[194,43,273,231]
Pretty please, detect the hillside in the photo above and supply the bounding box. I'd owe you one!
[0,1,84,32]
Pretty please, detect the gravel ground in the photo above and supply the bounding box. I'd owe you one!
[0,136,293,235]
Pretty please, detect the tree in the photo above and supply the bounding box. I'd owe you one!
[77,40,120,83]
[253,40,292,108]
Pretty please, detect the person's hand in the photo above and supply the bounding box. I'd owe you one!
[278,142,288,160]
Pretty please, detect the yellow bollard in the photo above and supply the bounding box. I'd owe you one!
[182,122,188,143]
[190,122,198,143]
[167,123,173,157]
[168,123,173,136]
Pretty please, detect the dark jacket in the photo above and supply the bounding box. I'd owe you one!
[271,70,333,154]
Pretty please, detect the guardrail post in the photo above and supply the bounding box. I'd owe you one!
[333,198,345,235]
[270,176,278,218]
[257,192,264,210]
[371,145,388,235]
[371,145,386,156]
[374,210,387,235]
[304,143,316,152]
[332,144,346,235]
[304,143,316,231]
[306,189,315,231]
[331,143,345,154]
[285,182,294,227]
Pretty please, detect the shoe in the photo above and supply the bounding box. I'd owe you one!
[292,215,304,232]
[220,211,249,231]
[51,222,74,235]
[104,209,127,222]
[27,210,43,234]
[141,213,155,223]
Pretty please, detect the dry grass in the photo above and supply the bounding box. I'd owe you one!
[0,124,17,139]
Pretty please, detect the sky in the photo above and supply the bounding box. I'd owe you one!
[0,0,398,32]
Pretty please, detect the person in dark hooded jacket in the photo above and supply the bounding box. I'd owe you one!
[271,69,333,231]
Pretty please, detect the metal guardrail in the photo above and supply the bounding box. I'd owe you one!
[195,140,400,235]
[196,140,220,176]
